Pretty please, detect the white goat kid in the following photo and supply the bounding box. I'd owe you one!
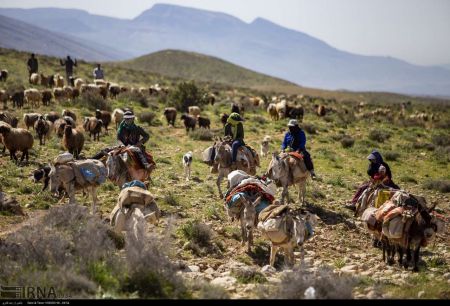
[183,151,193,181]
[260,135,271,158]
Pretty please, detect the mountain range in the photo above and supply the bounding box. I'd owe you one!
[1,4,450,96]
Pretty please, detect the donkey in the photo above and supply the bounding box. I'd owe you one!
[386,200,440,272]
[48,160,106,214]
[104,149,152,188]
[213,138,258,198]
[266,152,310,205]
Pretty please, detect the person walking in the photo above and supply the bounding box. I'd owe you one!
[60,55,77,84]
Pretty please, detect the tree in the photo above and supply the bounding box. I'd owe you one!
[169,81,206,112]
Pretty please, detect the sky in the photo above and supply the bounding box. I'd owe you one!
[1,0,449,67]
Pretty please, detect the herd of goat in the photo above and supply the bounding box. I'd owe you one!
[0,69,446,270]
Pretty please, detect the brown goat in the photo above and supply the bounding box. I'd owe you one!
[23,113,41,130]
[196,115,210,129]
[83,117,103,141]
[95,109,111,133]
[163,107,177,126]
[62,125,84,159]
[62,109,77,123]
[0,125,33,163]
[34,116,52,145]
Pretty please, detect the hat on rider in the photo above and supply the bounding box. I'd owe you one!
[287,119,299,127]
[123,111,135,120]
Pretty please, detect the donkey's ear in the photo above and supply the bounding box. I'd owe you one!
[252,196,262,207]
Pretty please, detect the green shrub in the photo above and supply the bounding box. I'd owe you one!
[368,130,391,143]
[302,123,317,135]
[137,112,155,125]
[340,136,355,148]
[117,91,148,107]
[384,151,400,161]
[169,81,207,112]
[423,180,450,193]
[74,91,111,111]
[431,134,450,147]
[189,128,214,141]
[179,220,212,248]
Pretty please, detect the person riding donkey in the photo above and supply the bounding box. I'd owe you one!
[281,119,317,179]
[117,111,155,171]
[224,112,246,170]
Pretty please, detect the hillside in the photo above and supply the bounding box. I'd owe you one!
[2,5,450,96]
[118,50,303,93]
[0,14,129,61]
[0,47,449,299]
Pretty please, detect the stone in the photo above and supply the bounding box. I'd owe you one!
[261,265,277,274]
[340,265,358,273]
[187,265,200,273]
[211,276,238,288]
[366,290,378,299]
[267,277,282,284]
[417,291,425,298]
[204,267,215,275]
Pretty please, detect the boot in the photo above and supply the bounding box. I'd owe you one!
[310,170,317,180]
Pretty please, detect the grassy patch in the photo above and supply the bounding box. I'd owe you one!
[423,180,450,193]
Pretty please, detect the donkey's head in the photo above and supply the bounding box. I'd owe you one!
[243,196,262,231]
[267,153,285,180]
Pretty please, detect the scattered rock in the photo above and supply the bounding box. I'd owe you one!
[418,291,425,298]
[261,265,277,274]
[366,290,379,299]
[211,276,238,288]
[204,267,215,275]
[340,265,358,273]
[187,265,200,273]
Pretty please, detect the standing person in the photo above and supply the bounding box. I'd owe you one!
[60,55,77,84]
[224,112,245,169]
[93,64,104,80]
[27,53,38,81]
[117,111,154,171]
[281,119,317,179]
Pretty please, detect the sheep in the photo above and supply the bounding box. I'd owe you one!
[63,86,74,101]
[288,105,304,122]
[71,88,80,99]
[62,109,77,123]
[180,114,196,132]
[317,105,326,116]
[23,113,42,130]
[0,90,8,108]
[98,85,108,99]
[53,87,67,101]
[138,87,147,95]
[0,69,8,82]
[0,112,18,128]
[196,115,210,129]
[0,121,10,154]
[74,78,85,90]
[29,73,40,85]
[267,103,278,121]
[24,88,42,108]
[54,74,64,88]
[83,117,103,141]
[34,116,52,145]
[163,107,177,126]
[53,119,67,138]
[81,84,101,97]
[41,89,53,106]
[0,125,33,163]
[95,109,111,133]
[112,108,124,129]
[40,73,54,87]
[109,83,120,99]
[275,100,287,119]
[120,86,129,93]
[188,106,201,117]
[44,111,60,123]
[220,113,229,126]
[11,90,24,109]
[62,125,84,159]
[94,79,107,86]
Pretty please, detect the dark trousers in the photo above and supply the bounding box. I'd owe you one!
[300,149,314,171]
[232,140,244,162]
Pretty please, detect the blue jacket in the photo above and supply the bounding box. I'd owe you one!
[281,129,306,151]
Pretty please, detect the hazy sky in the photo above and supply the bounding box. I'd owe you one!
[1,0,449,66]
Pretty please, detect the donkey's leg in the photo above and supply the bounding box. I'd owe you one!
[91,186,98,214]
[412,245,420,272]
[281,185,289,205]
[270,244,278,267]
[66,183,77,205]
[217,171,224,198]
[298,180,306,206]
[247,228,253,253]
[240,217,247,246]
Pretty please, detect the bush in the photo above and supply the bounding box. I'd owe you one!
[302,123,317,135]
[189,129,214,141]
[423,180,450,193]
[400,176,418,184]
[259,265,356,299]
[169,81,207,112]
[117,91,148,108]
[179,220,212,248]
[368,130,391,143]
[431,134,450,147]
[74,91,111,111]
[384,151,400,161]
[253,115,267,124]
[412,142,435,151]
[137,112,155,125]
[340,136,355,148]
